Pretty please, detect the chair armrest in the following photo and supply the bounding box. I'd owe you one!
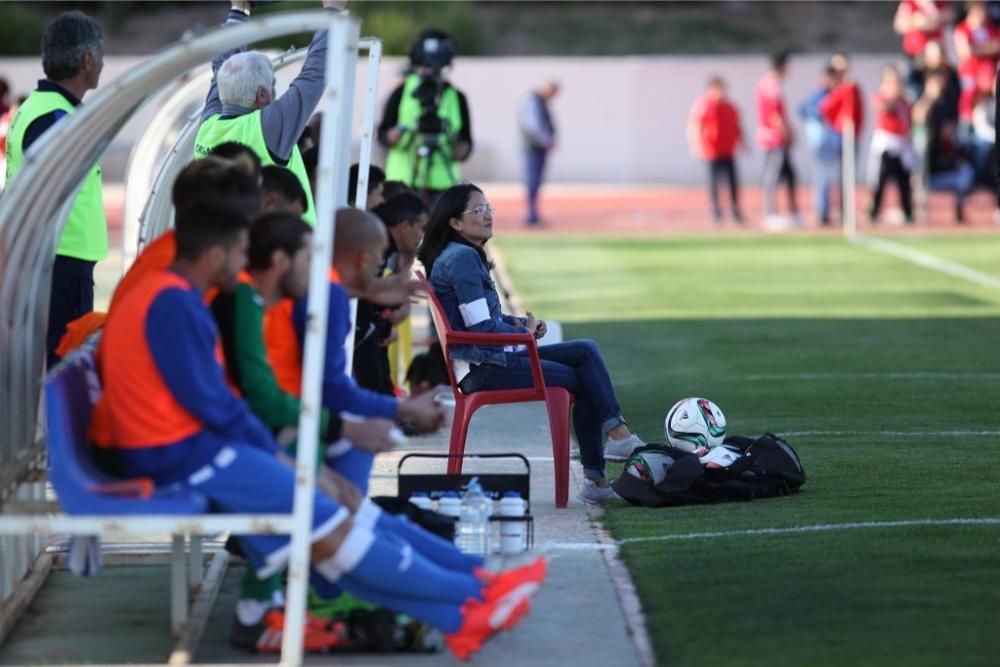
[446,331,535,346]
[88,478,154,500]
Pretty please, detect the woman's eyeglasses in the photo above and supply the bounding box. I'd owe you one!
[462,203,495,217]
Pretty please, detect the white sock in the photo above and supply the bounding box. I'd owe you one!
[314,524,376,583]
[353,498,382,530]
[236,599,270,626]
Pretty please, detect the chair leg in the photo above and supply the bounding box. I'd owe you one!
[447,400,472,475]
[545,390,573,508]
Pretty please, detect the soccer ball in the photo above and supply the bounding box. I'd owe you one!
[625,450,677,485]
[664,397,727,453]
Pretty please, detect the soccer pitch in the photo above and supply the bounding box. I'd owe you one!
[495,232,1000,667]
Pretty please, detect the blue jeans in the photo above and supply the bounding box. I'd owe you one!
[810,131,841,222]
[524,148,548,224]
[929,163,975,205]
[459,339,625,479]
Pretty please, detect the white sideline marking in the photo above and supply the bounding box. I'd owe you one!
[541,517,1000,551]
[740,371,1000,381]
[851,235,1000,290]
[782,430,1000,437]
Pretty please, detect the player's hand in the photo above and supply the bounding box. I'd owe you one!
[231,0,252,13]
[341,417,402,454]
[398,389,447,434]
[366,273,422,307]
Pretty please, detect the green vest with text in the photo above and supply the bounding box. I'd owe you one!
[5,90,107,261]
[385,74,463,191]
[194,111,316,226]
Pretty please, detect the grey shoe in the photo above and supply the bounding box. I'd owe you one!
[577,478,621,505]
[604,433,645,461]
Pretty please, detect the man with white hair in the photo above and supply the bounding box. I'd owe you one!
[194,0,346,226]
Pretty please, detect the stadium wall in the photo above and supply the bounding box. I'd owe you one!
[0,54,901,185]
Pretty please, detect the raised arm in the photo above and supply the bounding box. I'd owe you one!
[259,1,346,163]
[202,2,252,122]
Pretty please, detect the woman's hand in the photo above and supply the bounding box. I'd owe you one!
[534,319,548,339]
[524,311,537,335]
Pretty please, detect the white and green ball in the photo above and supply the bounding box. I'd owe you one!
[625,450,677,485]
[664,397,727,453]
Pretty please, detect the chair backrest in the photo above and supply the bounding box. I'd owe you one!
[45,344,117,506]
[44,339,209,515]
[416,271,462,389]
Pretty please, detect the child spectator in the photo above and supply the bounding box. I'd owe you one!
[756,51,801,227]
[869,66,915,224]
[687,76,744,223]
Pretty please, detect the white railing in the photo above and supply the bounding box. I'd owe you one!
[0,12,362,667]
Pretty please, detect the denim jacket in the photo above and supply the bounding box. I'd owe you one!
[429,241,529,367]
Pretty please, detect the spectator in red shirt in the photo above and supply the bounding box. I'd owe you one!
[868,66,914,224]
[894,1,954,63]
[756,51,800,227]
[687,76,744,223]
[820,52,865,156]
[953,0,1000,123]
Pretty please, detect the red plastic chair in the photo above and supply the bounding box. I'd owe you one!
[416,272,573,508]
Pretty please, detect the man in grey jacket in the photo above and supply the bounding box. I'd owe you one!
[195,0,346,226]
[519,81,558,226]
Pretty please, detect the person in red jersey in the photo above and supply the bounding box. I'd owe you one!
[867,66,914,224]
[953,0,1000,124]
[894,0,954,63]
[756,51,801,227]
[688,76,745,224]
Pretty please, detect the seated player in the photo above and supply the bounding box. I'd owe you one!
[94,200,546,659]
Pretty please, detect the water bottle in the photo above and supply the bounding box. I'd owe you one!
[456,479,492,555]
[408,492,433,511]
[437,492,462,518]
[498,491,527,555]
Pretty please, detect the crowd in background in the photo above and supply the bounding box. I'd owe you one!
[688,0,999,226]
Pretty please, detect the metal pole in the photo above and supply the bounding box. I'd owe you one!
[352,38,382,210]
[343,39,382,374]
[280,15,358,667]
[843,118,857,238]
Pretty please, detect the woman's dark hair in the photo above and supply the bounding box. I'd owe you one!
[417,183,491,275]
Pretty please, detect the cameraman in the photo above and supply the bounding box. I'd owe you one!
[378,28,473,201]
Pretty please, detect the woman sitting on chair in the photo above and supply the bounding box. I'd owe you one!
[417,183,645,504]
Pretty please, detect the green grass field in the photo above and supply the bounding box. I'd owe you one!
[495,233,1000,667]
